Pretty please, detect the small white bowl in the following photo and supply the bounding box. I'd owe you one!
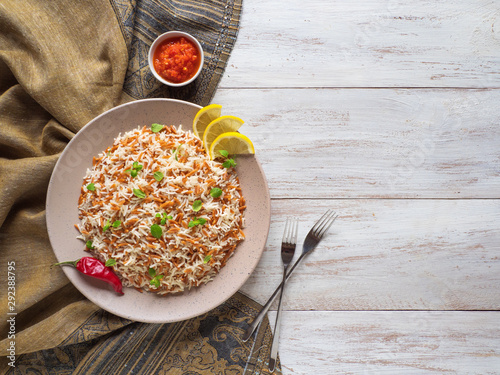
[148,31,204,87]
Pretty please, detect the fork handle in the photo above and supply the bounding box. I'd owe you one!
[268,265,287,372]
[242,252,307,342]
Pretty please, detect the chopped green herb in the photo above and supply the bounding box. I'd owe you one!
[133,188,146,198]
[103,220,120,232]
[188,217,207,227]
[154,171,164,182]
[203,254,212,264]
[157,213,165,225]
[86,183,96,191]
[85,240,94,250]
[156,213,172,225]
[172,143,184,161]
[217,150,236,168]
[151,224,162,239]
[151,123,164,133]
[126,161,143,178]
[210,188,223,198]
[192,200,202,212]
[103,220,111,232]
[148,267,156,278]
[151,275,164,288]
[167,215,173,220]
[148,267,164,288]
[222,158,237,168]
[105,259,117,267]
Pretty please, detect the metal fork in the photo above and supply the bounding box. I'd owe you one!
[268,217,298,372]
[243,209,339,342]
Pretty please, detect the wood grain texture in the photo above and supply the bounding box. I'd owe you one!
[220,0,500,88]
[215,0,500,373]
[212,88,500,198]
[239,200,500,311]
[267,311,500,374]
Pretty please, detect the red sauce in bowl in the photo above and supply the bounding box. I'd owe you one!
[153,36,202,84]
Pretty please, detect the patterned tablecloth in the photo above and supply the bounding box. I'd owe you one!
[0,0,280,373]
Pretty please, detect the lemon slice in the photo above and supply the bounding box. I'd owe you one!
[203,115,244,154]
[193,104,222,139]
[209,132,255,160]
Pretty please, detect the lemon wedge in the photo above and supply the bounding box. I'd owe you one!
[193,104,222,139]
[209,132,255,160]
[203,115,244,155]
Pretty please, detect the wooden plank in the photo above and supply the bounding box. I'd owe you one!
[267,310,500,374]
[220,0,500,88]
[212,88,500,198]
[239,200,500,310]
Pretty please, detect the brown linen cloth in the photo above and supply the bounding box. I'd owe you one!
[0,0,282,373]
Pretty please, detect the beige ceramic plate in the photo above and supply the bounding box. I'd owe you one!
[46,98,270,323]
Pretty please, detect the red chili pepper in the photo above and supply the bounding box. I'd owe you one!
[53,257,124,295]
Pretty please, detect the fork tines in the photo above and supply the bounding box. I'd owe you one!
[282,217,299,246]
[311,209,339,238]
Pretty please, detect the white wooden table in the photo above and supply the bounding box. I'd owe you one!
[213,0,500,373]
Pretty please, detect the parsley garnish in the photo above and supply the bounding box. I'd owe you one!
[85,240,94,249]
[192,200,202,212]
[133,188,146,198]
[151,224,162,239]
[156,213,171,225]
[125,161,143,178]
[210,188,222,198]
[151,123,164,133]
[172,143,184,161]
[203,254,212,264]
[103,220,111,232]
[148,268,164,288]
[188,217,207,227]
[218,150,236,168]
[222,159,237,168]
[105,259,117,267]
[103,220,120,232]
[86,183,96,191]
[154,171,164,182]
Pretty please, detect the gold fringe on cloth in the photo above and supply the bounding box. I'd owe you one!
[0,0,281,373]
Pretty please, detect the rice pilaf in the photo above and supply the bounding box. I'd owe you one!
[76,124,246,294]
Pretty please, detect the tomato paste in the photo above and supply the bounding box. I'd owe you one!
[153,37,201,84]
